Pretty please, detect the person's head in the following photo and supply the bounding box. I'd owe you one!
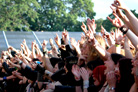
[53,62,65,73]
[92,65,106,86]
[104,53,125,74]
[64,56,78,72]
[95,35,106,50]
[86,59,104,76]
[50,57,62,68]
[111,53,125,65]
[115,58,134,92]
[84,35,106,62]
[119,58,133,81]
[131,52,138,75]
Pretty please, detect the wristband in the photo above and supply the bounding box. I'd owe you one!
[119,26,128,35]
[45,70,52,76]
[83,80,89,89]
[3,76,7,81]
[115,44,120,47]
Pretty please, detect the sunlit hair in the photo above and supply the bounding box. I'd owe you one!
[87,35,106,62]
[95,35,106,50]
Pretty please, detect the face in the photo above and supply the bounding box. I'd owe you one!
[31,62,37,70]
[92,75,100,86]
[131,52,138,74]
[104,57,115,74]
[114,63,121,81]
[53,63,59,73]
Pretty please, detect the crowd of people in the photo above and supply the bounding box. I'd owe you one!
[0,0,138,92]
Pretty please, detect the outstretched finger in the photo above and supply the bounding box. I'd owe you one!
[113,13,119,19]
[107,16,113,23]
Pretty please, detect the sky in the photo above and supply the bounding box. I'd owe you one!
[92,0,138,19]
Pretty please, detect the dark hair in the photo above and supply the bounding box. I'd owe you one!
[111,53,125,65]
[32,58,40,62]
[116,58,134,92]
[57,62,65,69]
[61,38,65,45]
[87,58,104,70]
[11,51,16,57]
[65,56,78,71]
[50,57,63,67]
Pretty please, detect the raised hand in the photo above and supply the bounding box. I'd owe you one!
[72,65,81,80]
[87,18,96,34]
[101,25,107,38]
[22,39,26,45]
[115,28,124,44]
[81,22,88,35]
[49,38,53,46]
[112,0,126,10]
[107,13,124,28]
[79,33,86,45]
[70,37,77,48]
[42,40,48,47]
[86,30,98,47]
[62,30,69,45]
[73,41,81,55]
[54,33,61,48]
[106,71,116,88]
[42,40,48,51]
[80,67,89,81]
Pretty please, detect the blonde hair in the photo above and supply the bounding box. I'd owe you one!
[87,35,106,62]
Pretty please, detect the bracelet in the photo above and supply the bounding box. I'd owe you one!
[75,76,80,81]
[3,76,7,81]
[109,87,115,91]
[119,26,129,35]
[83,80,89,89]
[45,70,51,76]
[115,44,120,47]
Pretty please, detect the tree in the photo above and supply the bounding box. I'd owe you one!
[95,18,103,32]
[36,0,96,31]
[0,0,40,31]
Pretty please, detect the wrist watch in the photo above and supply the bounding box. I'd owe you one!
[109,87,115,91]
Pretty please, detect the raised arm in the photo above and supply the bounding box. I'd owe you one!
[112,0,138,36]
[124,36,133,59]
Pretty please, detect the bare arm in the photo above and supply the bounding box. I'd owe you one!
[42,54,53,72]
[112,0,138,36]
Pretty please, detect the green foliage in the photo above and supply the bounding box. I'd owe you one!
[95,18,103,32]
[35,0,96,31]
[0,0,40,31]
[131,9,138,18]
[0,0,95,31]
[102,13,115,32]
